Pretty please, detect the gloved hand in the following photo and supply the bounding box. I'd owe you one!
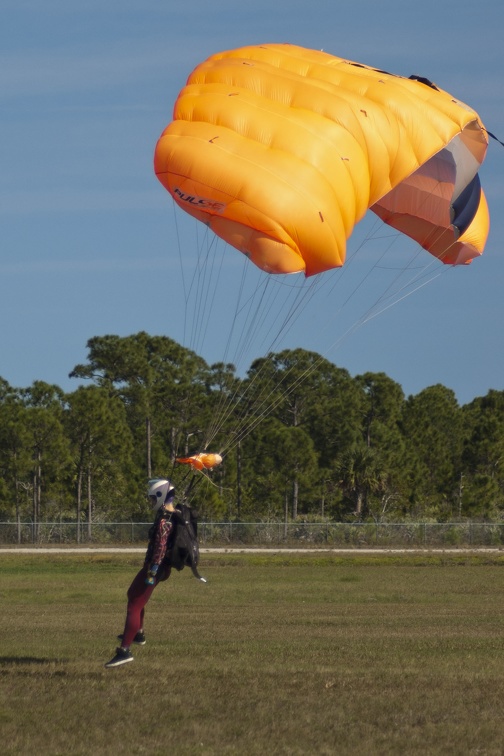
[145,563,159,585]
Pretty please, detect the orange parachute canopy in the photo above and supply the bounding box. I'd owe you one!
[176,453,223,471]
[154,44,489,275]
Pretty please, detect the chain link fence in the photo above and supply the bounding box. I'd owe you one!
[2,521,504,547]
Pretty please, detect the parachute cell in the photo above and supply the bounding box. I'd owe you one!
[154,44,489,275]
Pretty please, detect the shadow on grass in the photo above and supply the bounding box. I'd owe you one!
[0,656,66,665]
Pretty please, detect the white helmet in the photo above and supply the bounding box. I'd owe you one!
[148,478,175,513]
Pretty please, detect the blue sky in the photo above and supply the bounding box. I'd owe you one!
[1,0,503,405]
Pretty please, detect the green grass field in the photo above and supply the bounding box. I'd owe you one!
[1,551,504,755]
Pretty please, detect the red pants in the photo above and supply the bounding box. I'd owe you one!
[121,565,170,649]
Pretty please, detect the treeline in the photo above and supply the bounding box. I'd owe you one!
[1,331,503,528]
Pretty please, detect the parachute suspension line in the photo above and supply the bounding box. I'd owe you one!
[186,228,225,359]
[233,273,326,396]
[202,260,256,446]
[229,272,319,368]
[186,216,231,357]
[208,277,332,455]
[217,347,329,458]
[207,349,282,451]
[204,270,331,449]
[318,192,456,357]
[325,207,436,314]
[359,269,445,324]
[336,158,489,344]
[207,222,406,454]
[170,212,256,457]
[171,197,219,355]
[201,260,281,449]
[331,242,435,338]
[318,168,466,338]
[260,274,325,352]
[216,216,449,459]
[216,292,363,455]
[220,261,267,367]
[215,253,445,461]
[210,211,456,459]
[171,200,189,346]
[359,240,433,309]
[203,270,313,447]
[171,220,251,453]
[235,273,437,437]
[216,269,441,459]
[294,214,402,344]
[323,268,444,357]
[237,278,292,363]
[182,471,204,501]
[195,243,325,447]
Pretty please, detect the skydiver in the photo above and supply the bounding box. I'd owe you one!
[104,478,177,668]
